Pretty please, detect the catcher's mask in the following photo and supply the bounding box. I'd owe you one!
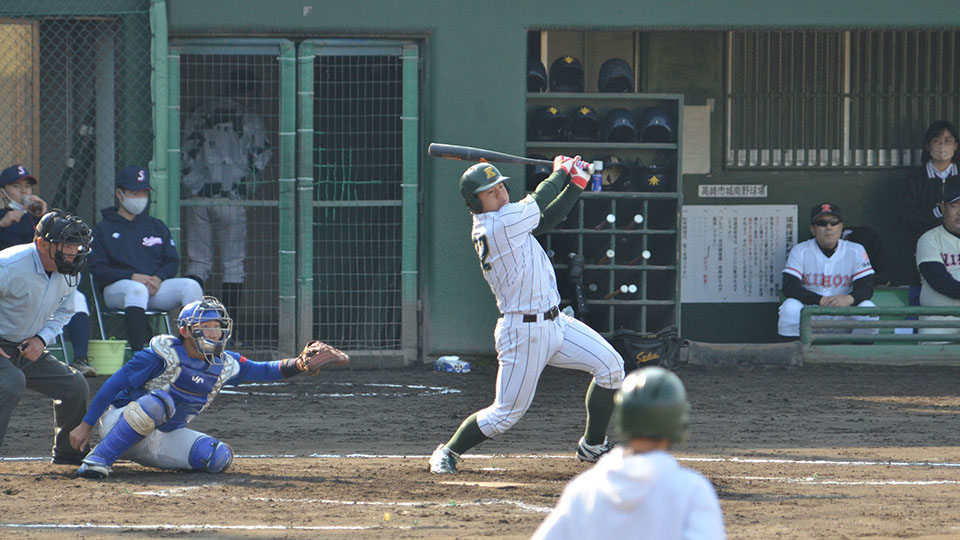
[34,209,92,286]
[178,296,233,363]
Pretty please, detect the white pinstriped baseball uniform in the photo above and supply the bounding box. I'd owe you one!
[471,194,623,438]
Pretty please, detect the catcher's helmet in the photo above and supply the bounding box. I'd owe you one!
[603,108,639,142]
[598,58,635,93]
[460,163,509,213]
[530,105,567,141]
[178,296,233,363]
[527,56,547,93]
[526,154,551,191]
[34,210,92,282]
[638,106,675,143]
[566,106,602,142]
[600,155,631,191]
[549,55,584,92]
[614,366,690,444]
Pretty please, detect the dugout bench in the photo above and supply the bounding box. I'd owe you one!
[800,287,960,364]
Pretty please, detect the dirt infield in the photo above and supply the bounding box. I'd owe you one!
[3,362,960,539]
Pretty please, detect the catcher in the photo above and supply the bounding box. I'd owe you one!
[68,296,348,479]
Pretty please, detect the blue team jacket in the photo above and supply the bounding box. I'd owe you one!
[88,206,180,286]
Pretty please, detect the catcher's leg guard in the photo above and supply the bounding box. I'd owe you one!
[188,436,233,473]
[78,390,175,479]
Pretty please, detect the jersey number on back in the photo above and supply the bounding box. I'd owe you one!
[473,235,491,271]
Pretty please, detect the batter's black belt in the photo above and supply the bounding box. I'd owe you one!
[501,306,560,323]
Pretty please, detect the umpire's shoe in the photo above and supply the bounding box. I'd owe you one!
[576,436,614,463]
[71,356,97,378]
[77,456,112,479]
[429,444,460,474]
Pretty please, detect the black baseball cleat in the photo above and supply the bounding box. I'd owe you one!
[576,436,614,463]
[71,357,98,378]
[51,454,86,466]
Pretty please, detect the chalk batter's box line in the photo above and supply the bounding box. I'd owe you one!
[6,453,960,468]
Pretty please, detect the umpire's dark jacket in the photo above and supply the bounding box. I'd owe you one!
[88,207,180,286]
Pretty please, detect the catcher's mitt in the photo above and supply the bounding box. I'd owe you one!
[296,340,350,375]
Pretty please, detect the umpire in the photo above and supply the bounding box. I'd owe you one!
[0,210,92,464]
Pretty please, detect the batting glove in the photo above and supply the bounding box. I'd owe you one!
[553,155,576,174]
[570,160,593,190]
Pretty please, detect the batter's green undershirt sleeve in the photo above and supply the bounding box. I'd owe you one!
[583,381,617,445]
[533,183,585,236]
[529,170,568,212]
[444,412,488,455]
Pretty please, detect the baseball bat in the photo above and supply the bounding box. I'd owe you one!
[428,143,553,166]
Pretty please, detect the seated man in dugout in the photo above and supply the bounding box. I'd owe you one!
[916,176,960,338]
[778,202,879,339]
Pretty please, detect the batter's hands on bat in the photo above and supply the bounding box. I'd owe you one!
[820,294,855,307]
[553,155,576,175]
[17,336,46,362]
[295,339,350,375]
[570,157,591,190]
[70,422,94,452]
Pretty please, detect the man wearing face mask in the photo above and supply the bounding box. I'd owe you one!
[88,166,203,352]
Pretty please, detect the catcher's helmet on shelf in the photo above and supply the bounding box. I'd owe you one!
[527,56,547,93]
[603,108,639,143]
[526,154,552,191]
[614,366,691,444]
[598,57,635,93]
[178,296,233,363]
[566,105,602,142]
[549,55,584,92]
[638,106,675,143]
[600,155,632,191]
[530,105,567,141]
[460,163,509,213]
[34,210,92,283]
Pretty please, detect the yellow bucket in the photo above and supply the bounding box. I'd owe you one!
[87,339,127,375]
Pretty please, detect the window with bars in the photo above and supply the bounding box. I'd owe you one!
[726,30,960,168]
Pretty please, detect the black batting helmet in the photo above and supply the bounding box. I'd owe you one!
[527,56,547,93]
[638,107,675,143]
[549,55,584,92]
[600,155,632,191]
[529,106,567,141]
[635,161,672,192]
[566,106,602,142]
[598,58,635,93]
[603,108,639,143]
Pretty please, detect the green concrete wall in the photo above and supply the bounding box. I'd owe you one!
[167,0,960,353]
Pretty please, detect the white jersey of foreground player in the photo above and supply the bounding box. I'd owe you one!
[531,447,725,540]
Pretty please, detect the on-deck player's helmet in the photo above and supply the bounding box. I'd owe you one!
[460,163,509,213]
[34,209,92,285]
[178,296,233,363]
[549,55,585,92]
[527,56,547,93]
[566,105,602,142]
[614,366,690,444]
[603,108,639,142]
[529,106,567,141]
[598,58,635,93]
[638,106,675,143]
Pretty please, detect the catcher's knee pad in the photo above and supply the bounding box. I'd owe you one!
[123,389,175,436]
[189,436,233,473]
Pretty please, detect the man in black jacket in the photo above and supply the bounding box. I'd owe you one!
[88,166,203,351]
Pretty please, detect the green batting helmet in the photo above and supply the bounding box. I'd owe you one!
[460,163,509,213]
[614,366,690,444]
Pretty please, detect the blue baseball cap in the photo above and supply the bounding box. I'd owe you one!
[115,166,152,191]
[0,164,38,187]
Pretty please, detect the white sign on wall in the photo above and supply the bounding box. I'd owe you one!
[681,205,798,303]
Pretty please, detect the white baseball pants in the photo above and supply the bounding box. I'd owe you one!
[476,312,624,438]
[183,204,247,284]
[777,298,879,337]
[96,405,204,470]
[103,278,203,312]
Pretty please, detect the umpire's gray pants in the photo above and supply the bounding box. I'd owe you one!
[183,203,246,284]
[0,341,89,460]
